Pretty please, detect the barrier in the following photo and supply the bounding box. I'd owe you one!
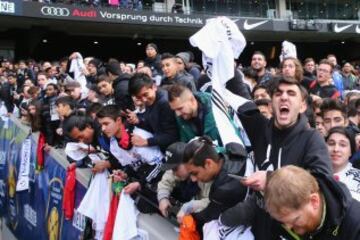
[0,116,178,240]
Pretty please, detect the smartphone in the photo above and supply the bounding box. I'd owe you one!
[228,174,247,181]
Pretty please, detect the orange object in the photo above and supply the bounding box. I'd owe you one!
[178,215,200,240]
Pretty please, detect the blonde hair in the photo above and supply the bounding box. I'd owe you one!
[265,165,319,215]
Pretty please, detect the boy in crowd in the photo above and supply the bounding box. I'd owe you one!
[183,136,247,229]
[65,81,88,110]
[255,98,272,119]
[158,142,210,223]
[250,51,273,84]
[95,105,166,214]
[160,53,196,92]
[309,59,340,99]
[96,105,163,195]
[315,114,327,137]
[63,113,117,171]
[347,100,360,135]
[96,75,115,106]
[320,98,348,132]
[55,96,76,144]
[251,84,271,100]
[36,71,49,99]
[126,73,179,152]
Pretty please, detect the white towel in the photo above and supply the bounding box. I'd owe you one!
[280,40,297,62]
[110,127,163,167]
[112,190,139,240]
[189,16,247,146]
[64,142,89,161]
[69,52,88,95]
[77,171,110,240]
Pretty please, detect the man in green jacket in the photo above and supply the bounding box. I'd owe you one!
[167,84,222,145]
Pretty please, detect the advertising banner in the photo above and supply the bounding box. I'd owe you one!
[0,0,22,16]
[18,1,276,31]
[0,119,87,240]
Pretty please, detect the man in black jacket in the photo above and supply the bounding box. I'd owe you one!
[127,73,179,152]
[144,43,162,77]
[183,136,247,230]
[41,83,60,146]
[220,77,333,238]
[265,165,360,240]
[227,76,332,188]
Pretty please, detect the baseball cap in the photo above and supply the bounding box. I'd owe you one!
[161,142,186,171]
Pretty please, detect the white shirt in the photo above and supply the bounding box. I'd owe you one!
[335,163,360,201]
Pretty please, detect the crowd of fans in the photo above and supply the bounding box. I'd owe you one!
[1,42,360,239]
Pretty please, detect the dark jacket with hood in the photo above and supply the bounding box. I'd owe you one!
[235,101,332,174]
[220,101,333,232]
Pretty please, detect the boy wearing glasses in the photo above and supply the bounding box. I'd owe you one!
[309,59,340,99]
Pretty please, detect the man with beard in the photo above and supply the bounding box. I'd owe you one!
[265,166,360,239]
[250,51,273,85]
[167,84,222,145]
[220,76,332,239]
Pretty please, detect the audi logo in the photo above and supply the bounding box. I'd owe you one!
[41,6,70,17]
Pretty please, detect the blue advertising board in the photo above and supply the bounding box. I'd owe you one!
[0,119,87,240]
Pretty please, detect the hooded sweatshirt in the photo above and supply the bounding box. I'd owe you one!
[220,100,333,231]
[236,101,332,175]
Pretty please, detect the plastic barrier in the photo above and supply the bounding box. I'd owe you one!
[0,116,178,240]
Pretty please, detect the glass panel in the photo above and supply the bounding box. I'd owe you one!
[288,0,360,19]
[189,0,276,17]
